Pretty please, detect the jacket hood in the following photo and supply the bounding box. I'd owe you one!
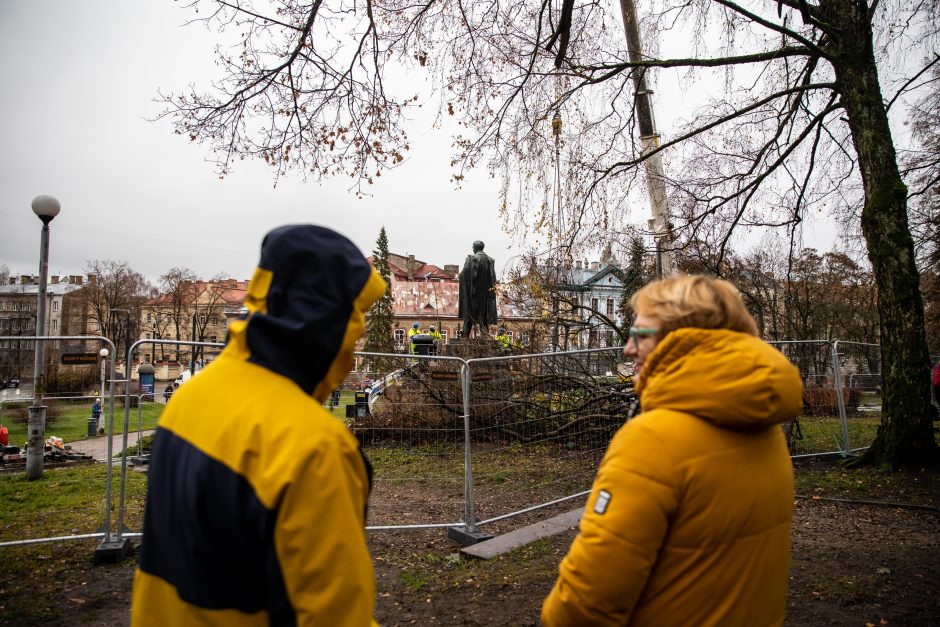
[636,327,802,429]
[224,225,386,403]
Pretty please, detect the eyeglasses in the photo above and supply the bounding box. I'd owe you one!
[627,327,659,343]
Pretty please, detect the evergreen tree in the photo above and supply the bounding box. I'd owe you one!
[619,237,650,327]
[363,226,396,375]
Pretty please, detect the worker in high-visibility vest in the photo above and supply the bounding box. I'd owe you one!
[407,323,420,354]
[496,327,512,349]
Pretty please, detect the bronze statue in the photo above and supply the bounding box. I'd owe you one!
[458,240,498,338]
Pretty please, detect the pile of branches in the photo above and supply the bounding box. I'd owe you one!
[353,352,634,448]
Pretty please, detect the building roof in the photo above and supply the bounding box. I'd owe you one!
[390,281,525,319]
[371,252,459,281]
[0,282,85,296]
[144,280,248,308]
[387,260,455,281]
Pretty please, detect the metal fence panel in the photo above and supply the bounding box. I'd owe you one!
[350,352,469,529]
[465,348,630,527]
[833,341,882,453]
[768,340,882,458]
[2,335,896,553]
[0,335,118,550]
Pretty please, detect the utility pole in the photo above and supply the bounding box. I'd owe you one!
[552,109,564,351]
[619,0,675,277]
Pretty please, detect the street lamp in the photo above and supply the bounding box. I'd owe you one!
[26,194,60,481]
[98,348,109,432]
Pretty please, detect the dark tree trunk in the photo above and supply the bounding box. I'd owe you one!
[824,0,939,467]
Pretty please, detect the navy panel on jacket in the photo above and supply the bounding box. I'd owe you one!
[138,427,296,625]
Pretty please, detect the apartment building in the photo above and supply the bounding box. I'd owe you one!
[0,274,94,379]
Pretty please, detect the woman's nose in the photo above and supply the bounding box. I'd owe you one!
[623,337,637,357]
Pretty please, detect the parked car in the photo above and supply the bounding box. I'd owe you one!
[5,377,19,389]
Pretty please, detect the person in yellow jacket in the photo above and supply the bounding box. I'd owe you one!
[543,274,802,627]
[407,322,420,354]
[131,225,385,627]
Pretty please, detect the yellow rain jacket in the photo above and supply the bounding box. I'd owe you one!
[131,225,385,627]
[543,328,802,627]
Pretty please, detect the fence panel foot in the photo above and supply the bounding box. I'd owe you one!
[447,526,493,547]
[93,538,130,564]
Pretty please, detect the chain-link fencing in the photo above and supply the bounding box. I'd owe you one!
[464,348,629,530]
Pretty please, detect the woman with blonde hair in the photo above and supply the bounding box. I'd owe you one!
[543,274,802,627]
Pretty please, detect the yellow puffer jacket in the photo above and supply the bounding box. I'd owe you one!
[543,328,802,627]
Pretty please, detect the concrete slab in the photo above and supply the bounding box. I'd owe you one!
[461,508,583,559]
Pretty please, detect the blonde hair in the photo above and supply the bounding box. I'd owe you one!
[630,274,758,338]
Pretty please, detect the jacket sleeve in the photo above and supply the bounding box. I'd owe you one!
[274,432,377,627]
[542,418,679,626]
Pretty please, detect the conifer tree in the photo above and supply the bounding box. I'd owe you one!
[363,227,396,375]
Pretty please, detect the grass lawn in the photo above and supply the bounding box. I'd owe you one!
[1,401,164,446]
[788,414,881,455]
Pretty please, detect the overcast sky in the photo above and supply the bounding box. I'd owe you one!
[0,0,520,284]
[1,0,865,287]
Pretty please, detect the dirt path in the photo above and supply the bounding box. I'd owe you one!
[37,494,935,626]
[65,431,154,462]
[4,462,936,627]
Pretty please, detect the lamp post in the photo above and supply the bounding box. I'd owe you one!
[26,194,60,481]
[98,348,109,432]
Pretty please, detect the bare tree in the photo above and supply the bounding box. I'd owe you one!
[901,63,940,356]
[159,267,198,361]
[161,0,938,466]
[84,260,150,362]
[191,275,232,365]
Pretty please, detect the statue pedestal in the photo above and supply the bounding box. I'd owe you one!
[446,338,499,359]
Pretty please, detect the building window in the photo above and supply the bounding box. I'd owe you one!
[199,314,206,325]
[51,319,58,332]
[606,330,614,347]
[147,313,152,323]
[591,297,599,311]
[146,332,152,340]
[440,330,448,343]
[588,328,597,347]
[606,298,614,315]
[521,331,530,346]
[209,335,217,343]
[394,329,405,345]
[52,300,59,313]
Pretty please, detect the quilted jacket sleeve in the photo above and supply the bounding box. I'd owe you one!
[542,417,679,626]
